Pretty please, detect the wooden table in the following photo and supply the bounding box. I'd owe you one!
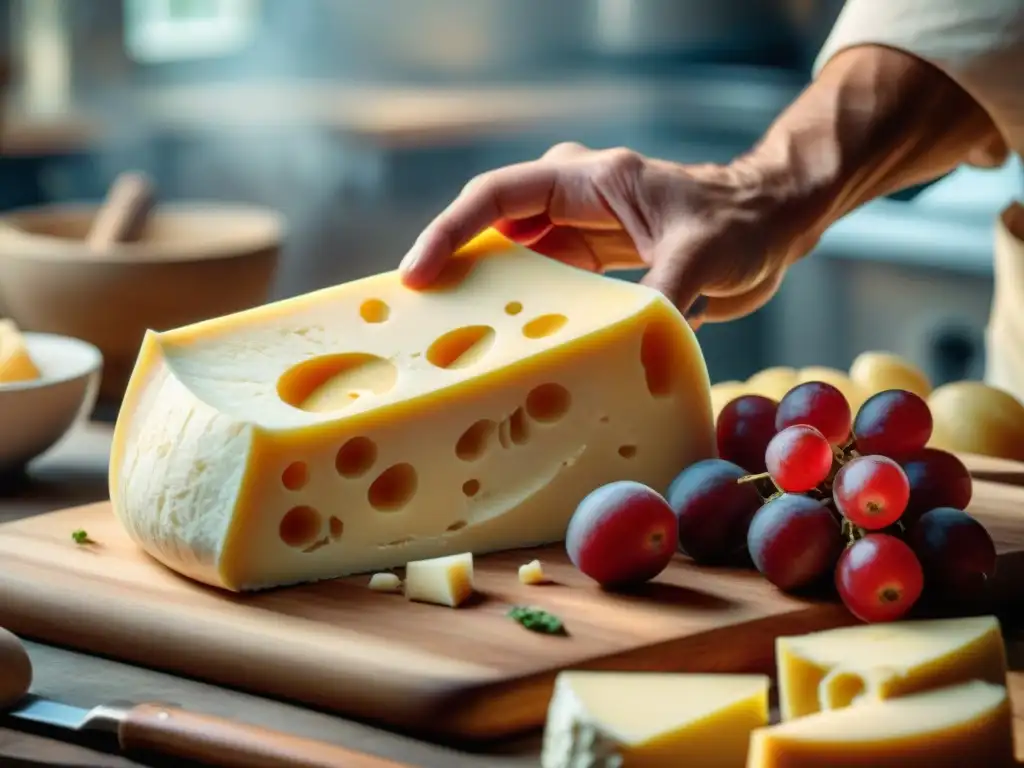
[0,423,536,767]
[5,424,1024,767]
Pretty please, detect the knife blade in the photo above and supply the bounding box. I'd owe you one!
[6,694,407,768]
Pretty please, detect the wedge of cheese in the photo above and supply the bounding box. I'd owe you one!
[0,319,41,384]
[777,615,1006,720]
[109,229,715,591]
[541,671,769,768]
[748,680,1014,768]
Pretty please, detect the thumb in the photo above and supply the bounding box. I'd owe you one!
[639,241,708,323]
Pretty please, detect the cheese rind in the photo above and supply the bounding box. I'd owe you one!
[0,320,41,384]
[776,615,1006,720]
[747,680,1015,768]
[541,671,769,768]
[404,552,474,607]
[109,230,714,591]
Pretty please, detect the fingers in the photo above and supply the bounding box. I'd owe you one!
[700,269,786,322]
[399,160,558,288]
[639,236,709,321]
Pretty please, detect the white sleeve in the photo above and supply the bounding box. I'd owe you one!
[813,0,1024,154]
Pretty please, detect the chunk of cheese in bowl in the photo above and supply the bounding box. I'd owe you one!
[109,230,716,591]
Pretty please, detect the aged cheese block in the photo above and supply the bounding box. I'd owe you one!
[0,320,41,384]
[109,229,715,591]
[776,615,1006,720]
[541,671,769,768]
[747,680,1015,768]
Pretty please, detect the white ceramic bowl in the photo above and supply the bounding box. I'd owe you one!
[0,332,102,473]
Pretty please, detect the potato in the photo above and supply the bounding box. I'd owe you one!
[850,351,932,400]
[746,367,798,401]
[927,381,1024,461]
[797,366,869,414]
[710,381,750,421]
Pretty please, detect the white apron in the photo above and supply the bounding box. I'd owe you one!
[815,0,1024,402]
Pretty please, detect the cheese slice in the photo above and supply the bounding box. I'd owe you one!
[747,680,1014,768]
[541,671,769,768]
[404,552,474,607]
[0,319,41,384]
[108,229,715,591]
[776,615,1006,720]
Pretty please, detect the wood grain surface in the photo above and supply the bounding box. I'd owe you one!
[0,452,1021,746]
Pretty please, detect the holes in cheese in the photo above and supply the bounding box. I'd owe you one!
[278,353,398,412]
[328,516,344,540]
[359,298,389,323]
[279,506,322,548]
[335,436,377,478]
[426,325,496,370]
[504,301,523,316]
[446,520,468,532]
[110,235,715,591]
[522,313,568,339]
[525,383,571,423]
[456,419,497,461]
[618,445,637,459]
[281,461,308,491]
[640,320,678,398]
[367,463,418,512]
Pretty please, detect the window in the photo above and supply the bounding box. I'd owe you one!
[123,0,259,64]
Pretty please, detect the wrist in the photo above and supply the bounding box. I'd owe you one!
[739,45,1004,242]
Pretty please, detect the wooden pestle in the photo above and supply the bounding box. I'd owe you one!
[86,172,157,251]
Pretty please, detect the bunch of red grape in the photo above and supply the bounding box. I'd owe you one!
[668,381,997,623]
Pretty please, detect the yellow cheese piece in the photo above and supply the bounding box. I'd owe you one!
[0,319,41,384]
[108,229,715,591]
[777,615,1006,720]
[541,671,769,768]
[404,552,473,607]
[745,367,797,401]
[367,572,402,593]
[518,558,546,585]
[747,680,1014,768]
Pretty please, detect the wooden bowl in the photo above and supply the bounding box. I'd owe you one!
[0,332,101,473]
[0,202,283,401]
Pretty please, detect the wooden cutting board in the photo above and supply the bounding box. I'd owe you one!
[0,454,1021,743]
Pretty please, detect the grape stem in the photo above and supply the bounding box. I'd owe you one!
[737,472,771,485]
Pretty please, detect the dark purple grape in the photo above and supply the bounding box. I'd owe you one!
[776,381,852,445]
[898,448,973,526]
[853,389,932,458]
[747,494,842,592]
[666,459,763,565]
[907,506,996,600]
[717,395,778,474]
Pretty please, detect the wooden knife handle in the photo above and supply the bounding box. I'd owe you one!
[87,171,156,250]
[119,703,408,768]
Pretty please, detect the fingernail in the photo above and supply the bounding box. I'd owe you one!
[684,294,708,319]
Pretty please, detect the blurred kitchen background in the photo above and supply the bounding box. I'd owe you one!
[2,0,1023,393]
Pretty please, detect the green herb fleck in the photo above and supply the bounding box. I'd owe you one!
[508,605,566,636]
[71,529,92,545]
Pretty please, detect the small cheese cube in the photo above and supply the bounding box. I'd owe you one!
[541,671,769,768]
[109,228,715,591]
[518,559,546,585]
[367,572,402,593]
[747,680,1014,768]
[776,615,1006,720]
[404,552,474,608]
[0,320,41,384]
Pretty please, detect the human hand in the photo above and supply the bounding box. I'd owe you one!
[398,142,819,327]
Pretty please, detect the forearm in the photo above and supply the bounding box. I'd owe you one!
[740,45,1005,247]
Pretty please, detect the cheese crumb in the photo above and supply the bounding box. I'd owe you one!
[518,559,546,585]
[368,572,402,593]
